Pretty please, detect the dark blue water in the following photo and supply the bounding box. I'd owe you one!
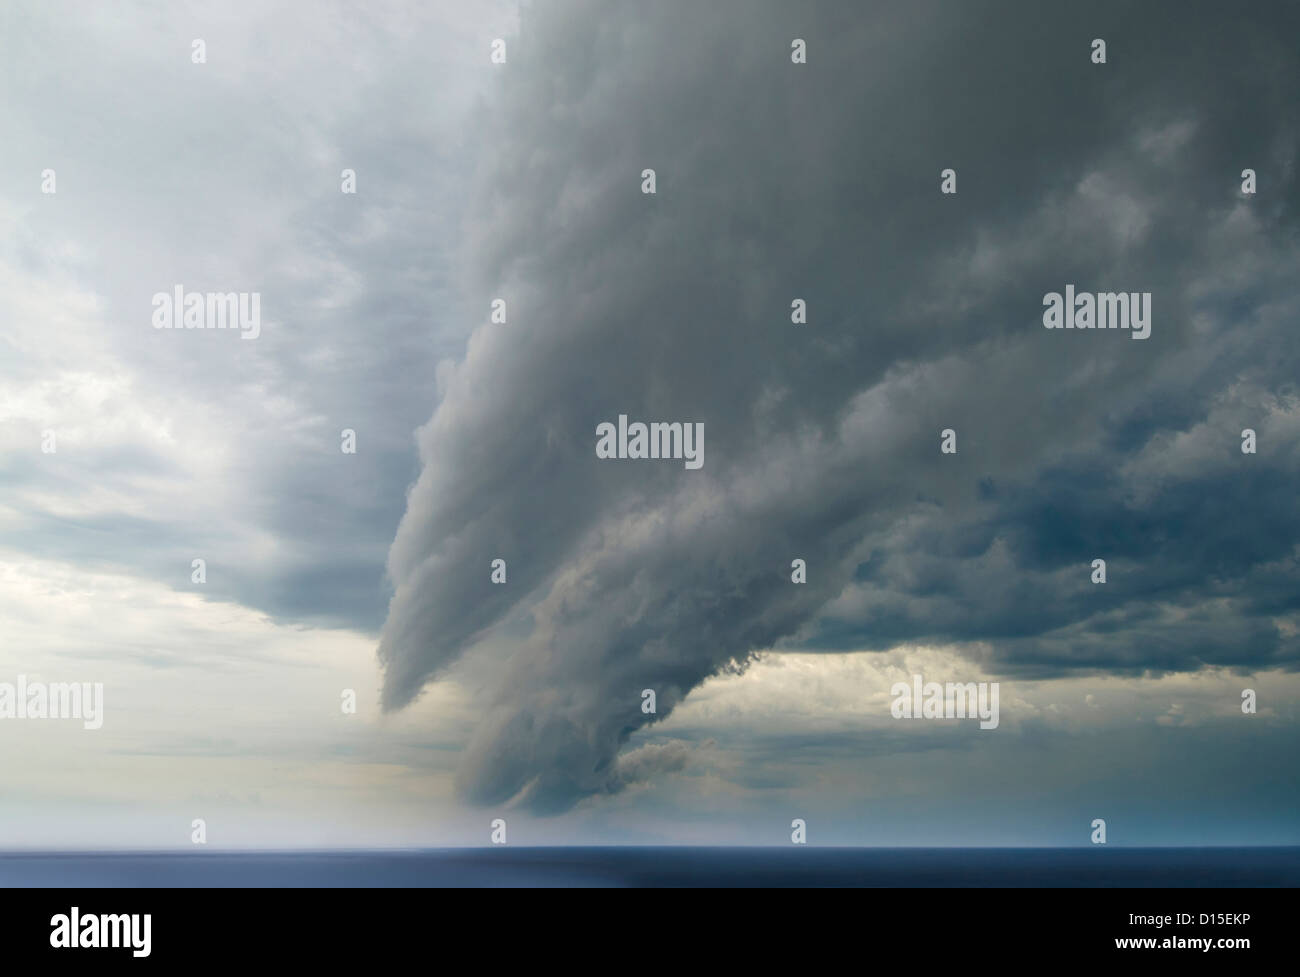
[1,847,1296,887]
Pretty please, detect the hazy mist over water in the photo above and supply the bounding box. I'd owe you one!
[2,848,1297,888]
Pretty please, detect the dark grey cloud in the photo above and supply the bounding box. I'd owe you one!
[374,0,1299,813]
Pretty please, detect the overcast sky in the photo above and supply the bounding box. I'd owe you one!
[1,0,1297,848]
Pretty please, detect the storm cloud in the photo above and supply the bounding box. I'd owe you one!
[377,0,1300,812]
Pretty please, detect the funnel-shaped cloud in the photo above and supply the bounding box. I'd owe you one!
[378,0,1300,812]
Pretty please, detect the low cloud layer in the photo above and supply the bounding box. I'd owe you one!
[375,0,1300,813]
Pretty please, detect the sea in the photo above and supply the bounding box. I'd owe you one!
[1,847,1297,887]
